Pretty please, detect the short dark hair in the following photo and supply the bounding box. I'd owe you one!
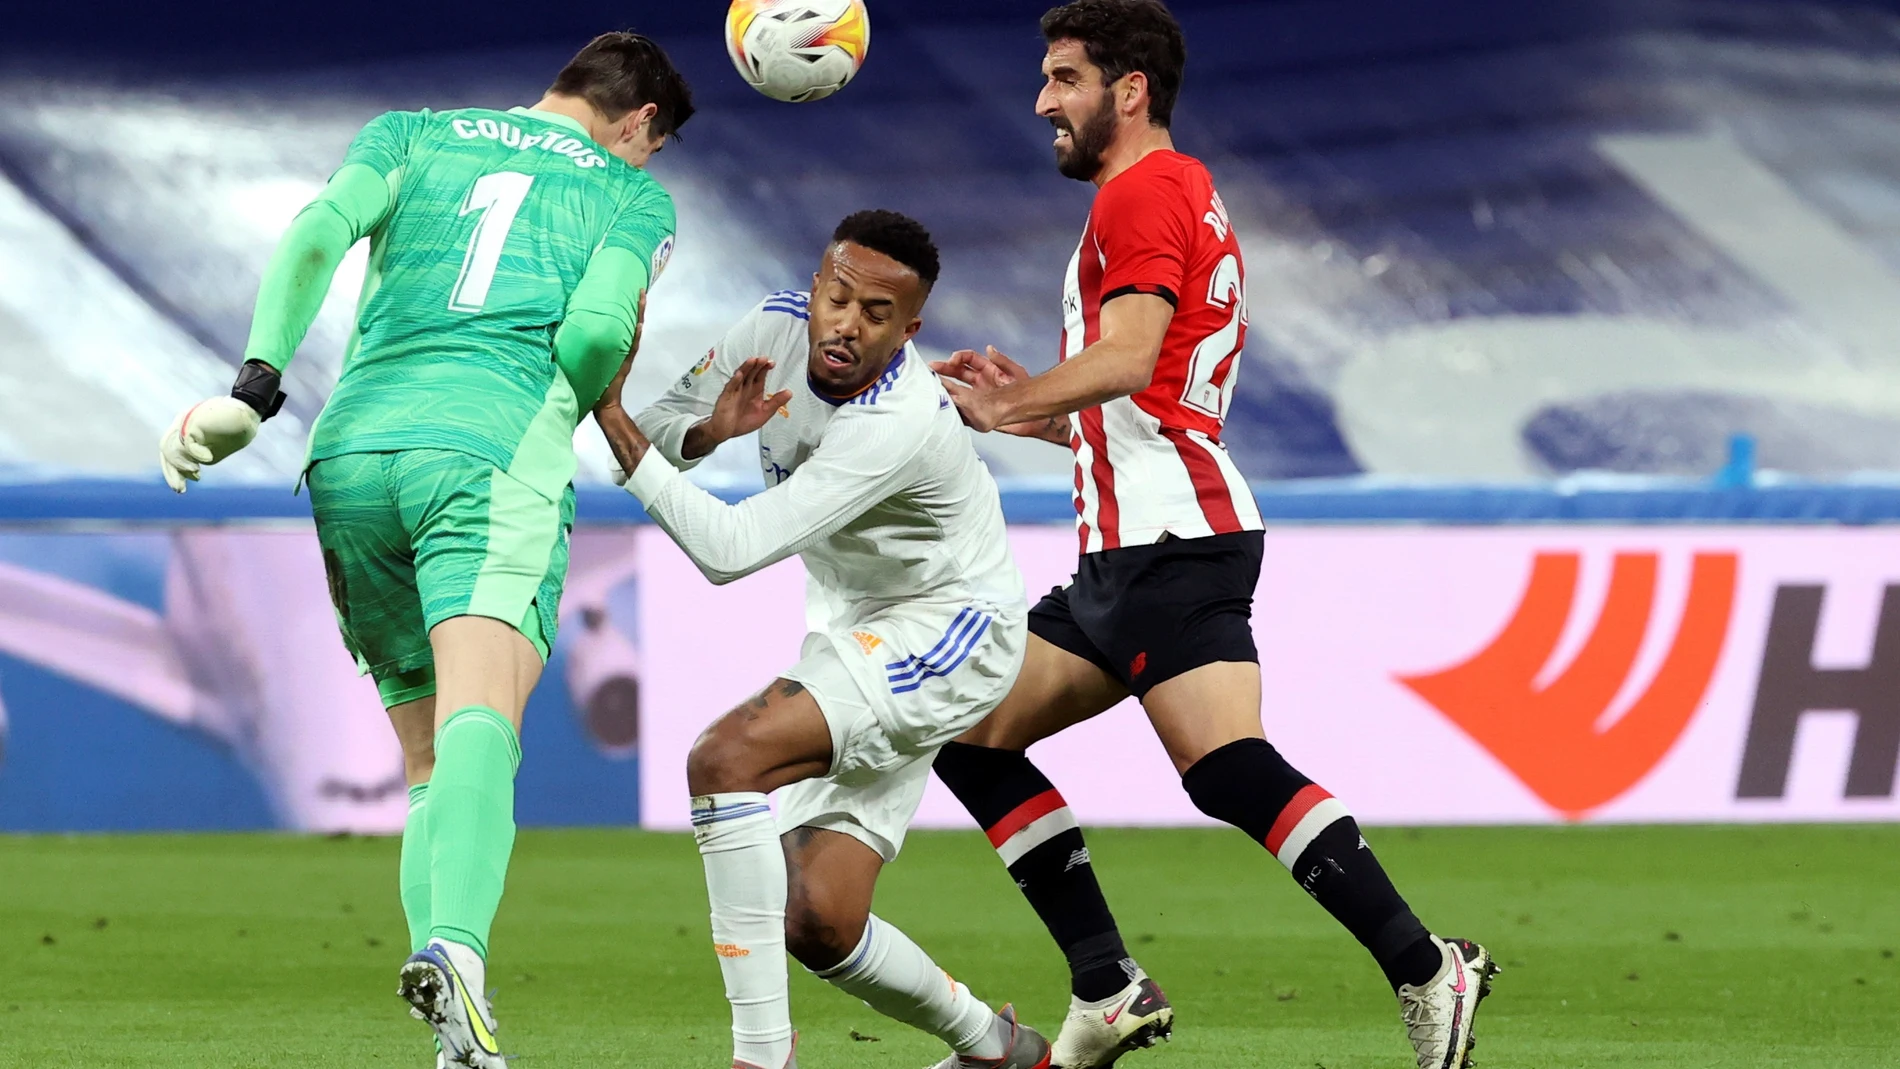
[1040,0,1186,128]
[832,210,941,289]
[549,32,696,139]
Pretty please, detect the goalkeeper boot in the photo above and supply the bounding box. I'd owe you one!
[1398,936,1498,1069]
[399,940,505,1069]
[1050,971,1172,1068]
[927,1005,1051,1069]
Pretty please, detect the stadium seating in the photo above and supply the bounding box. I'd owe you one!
[4,0,1900,487]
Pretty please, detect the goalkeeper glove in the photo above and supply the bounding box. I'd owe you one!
[158,361,287,493]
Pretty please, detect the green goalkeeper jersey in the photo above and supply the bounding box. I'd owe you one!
[244,106,675,499]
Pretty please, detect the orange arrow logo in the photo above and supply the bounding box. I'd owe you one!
[1398,552,1737,817]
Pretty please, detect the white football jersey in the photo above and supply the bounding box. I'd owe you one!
[628,290,1024,631]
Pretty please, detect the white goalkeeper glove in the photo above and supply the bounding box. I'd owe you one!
[159,396,261,493]
[160,361,287,493]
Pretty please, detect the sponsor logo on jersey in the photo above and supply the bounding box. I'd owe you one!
[851,631,883,655]
[651,234,675,281]
[450,116,608,168]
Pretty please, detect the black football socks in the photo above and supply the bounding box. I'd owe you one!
[934,742,1137,1001]
[1182,738,1441,991]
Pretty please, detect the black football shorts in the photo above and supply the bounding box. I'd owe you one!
[1028,530,1263,698]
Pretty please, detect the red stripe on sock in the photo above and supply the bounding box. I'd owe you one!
[1264,784,1333,855]
[985,789,1068,848]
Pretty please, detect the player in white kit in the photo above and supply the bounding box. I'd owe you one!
[591,211,1051,1069]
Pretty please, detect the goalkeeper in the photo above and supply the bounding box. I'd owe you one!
[157,33,693,1069]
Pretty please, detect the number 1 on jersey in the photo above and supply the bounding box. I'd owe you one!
[448,171,534,313]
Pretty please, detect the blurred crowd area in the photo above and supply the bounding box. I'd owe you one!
[6,0,1900,487]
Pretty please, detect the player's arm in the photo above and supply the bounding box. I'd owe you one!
[943,295,1173,434]
[627,308,774,468]
[566,193,678,413]
[558,249,650,413]
[931,347,1066,446]
[241,165,396,375]
[601,392,925,586]
[935,173,1189,434]
[160,111,414,492]
[1000,413,1075,446]
[571,188,679,414]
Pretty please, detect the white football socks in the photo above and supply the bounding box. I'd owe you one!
[815,914,1006,1058]
[693,792,794,1069]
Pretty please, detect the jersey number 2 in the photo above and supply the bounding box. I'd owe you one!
[1181,253,1245,419]
[448,171,534,313]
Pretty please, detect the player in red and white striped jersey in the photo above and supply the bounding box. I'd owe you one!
[1052,121,1260,554]
[932,5,1496,1069]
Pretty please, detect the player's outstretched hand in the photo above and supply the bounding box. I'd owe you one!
[708,357,795,445]
[932,348,985,387]
[934,346,1064,441]
[932,346,1010,433]
[931,345,1023,390]
[979,345,1032,385]
[159,397,260,493]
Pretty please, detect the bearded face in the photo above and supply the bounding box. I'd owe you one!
[1051,85,1119,182]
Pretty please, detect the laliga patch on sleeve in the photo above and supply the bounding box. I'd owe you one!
[651,234,676,282]
[676,348,715,390]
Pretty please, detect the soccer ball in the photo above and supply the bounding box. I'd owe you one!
[725,0,871,103]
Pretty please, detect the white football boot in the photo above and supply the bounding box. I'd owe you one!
[398,940,505,1069]
[1398,937,1498,1069]
[1049,972,1173,1069]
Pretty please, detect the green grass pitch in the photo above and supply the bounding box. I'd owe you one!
[4,824,1897,1067]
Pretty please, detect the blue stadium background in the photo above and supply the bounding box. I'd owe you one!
[8,0,1900,830]
[9,0,1900,491]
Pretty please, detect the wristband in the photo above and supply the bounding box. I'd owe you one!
[231,360,288,420]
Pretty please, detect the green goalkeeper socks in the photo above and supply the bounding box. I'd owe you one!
[426,705,521,959]
[401,782,433,952]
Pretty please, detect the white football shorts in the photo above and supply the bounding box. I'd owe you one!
[776,601,1025,861]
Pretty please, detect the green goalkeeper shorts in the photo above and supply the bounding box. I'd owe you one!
[307,449,575,708]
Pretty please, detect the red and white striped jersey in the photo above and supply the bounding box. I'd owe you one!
[1060,150,1263,554]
